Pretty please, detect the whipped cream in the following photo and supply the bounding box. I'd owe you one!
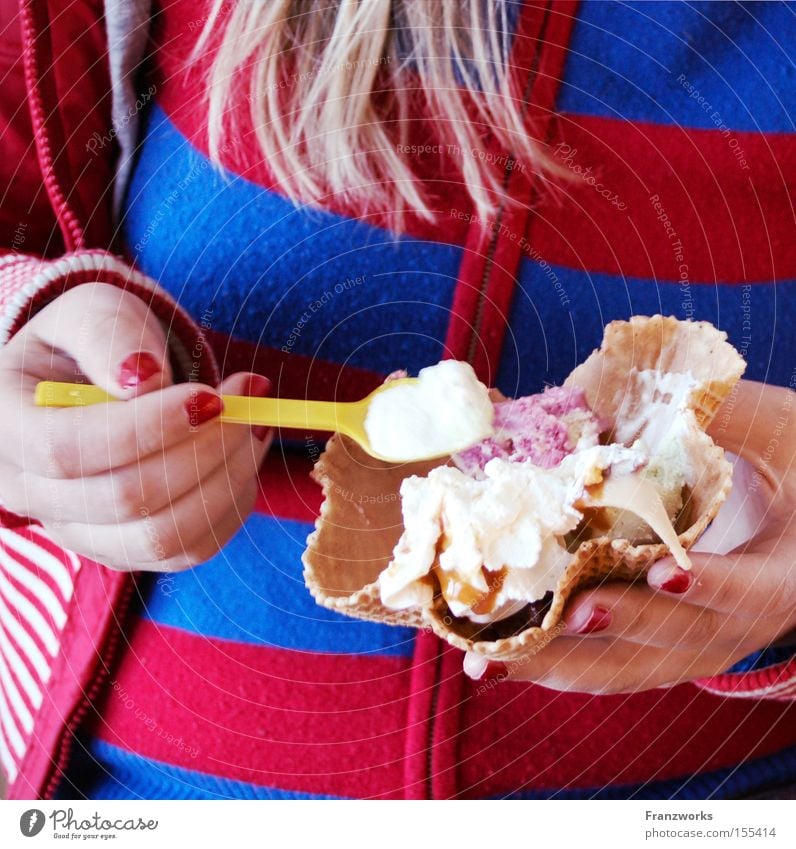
[379,444,667,624]
[364,361,494,462]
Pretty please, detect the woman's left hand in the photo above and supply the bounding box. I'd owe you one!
[465,380,796,693]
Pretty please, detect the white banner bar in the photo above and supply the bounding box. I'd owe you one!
[0,799,793,848]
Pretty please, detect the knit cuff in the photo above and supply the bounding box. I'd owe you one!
[694,655,796,701]
[0,250,219,385]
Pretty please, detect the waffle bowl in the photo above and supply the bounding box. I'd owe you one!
[303,316,746,661]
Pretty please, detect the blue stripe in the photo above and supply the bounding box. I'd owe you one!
[56,739,341,800]
[122,104,460,376]
[493,742,796,799]
[496,258,796,397]
[558,1,796,132]
[727,645,796,675]
[140,513,415,658]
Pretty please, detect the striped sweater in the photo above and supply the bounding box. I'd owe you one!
[1,0,796,800]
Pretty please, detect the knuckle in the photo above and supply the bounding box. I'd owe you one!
[623,600,655,640]
[135,512,173,563]
[111,469,147,518]
[769,561,796,617]
[132,420,168,459]
[708,571,739,613]
[45,442,80,479]
[684,608,722,647]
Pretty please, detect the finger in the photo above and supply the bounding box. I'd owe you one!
[648,537,796,621]
[562,584,734,650]
[503,636,707,694]
[708,380,793,463]
[6,372,270,520]
[25,282,173,396]
[45,412,268,568]
[10,381,224,479]
[152,482,260,572]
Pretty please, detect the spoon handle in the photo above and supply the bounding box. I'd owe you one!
[34,381,359,433]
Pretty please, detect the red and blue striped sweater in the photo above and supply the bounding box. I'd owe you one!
[1,0,796,800]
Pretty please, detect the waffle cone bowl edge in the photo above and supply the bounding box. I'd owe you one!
[302,316,746,661]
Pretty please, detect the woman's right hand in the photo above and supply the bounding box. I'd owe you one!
[0,282,271,571]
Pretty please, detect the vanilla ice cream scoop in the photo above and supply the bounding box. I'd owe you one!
[364,360,494,462]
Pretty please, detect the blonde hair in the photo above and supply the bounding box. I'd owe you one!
[196,1,547,230]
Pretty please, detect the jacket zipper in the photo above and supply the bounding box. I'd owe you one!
[425,1,554,800]
[42,575,136,800]
[19,0,85,251]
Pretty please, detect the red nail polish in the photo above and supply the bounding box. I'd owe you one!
[658,568,693,594]
[252,425,270,442]
[119,352,161,389]
[186,391,224,427]
[244,376,271,441]
[485,661,508,679]
[574,605,612,634]
[244,374,271,397]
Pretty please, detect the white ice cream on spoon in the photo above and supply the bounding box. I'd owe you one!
[364,360,494,462]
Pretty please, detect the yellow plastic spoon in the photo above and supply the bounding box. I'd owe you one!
[34,378,437,463]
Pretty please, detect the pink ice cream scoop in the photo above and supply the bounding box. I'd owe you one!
[453,385,606,476]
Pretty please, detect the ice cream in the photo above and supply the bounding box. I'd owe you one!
[363,360,494,462]
[303,315,746,661]
[453,385,604,475]
[379,438,691,626]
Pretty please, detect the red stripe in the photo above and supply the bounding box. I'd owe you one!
[254,451,323,524]
[0,585,54,670]
[9,558,131,800]
[208,330,384,402]
[0,616,44,711]
[1,532,71,609]
[533,114,796,283]
[91,619,415,799]
[456,677,796,797]
[17,526,78,576]
[2,566,61,641]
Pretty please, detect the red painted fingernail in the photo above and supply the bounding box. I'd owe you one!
[186,391,224,427]
[118,352,161,389]
[485,661,508,679]
[572,605,612,634]
[244,374,271,397]
[658,568,693,594]
[244,375,271,441]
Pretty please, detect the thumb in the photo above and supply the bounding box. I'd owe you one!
[31,282,173,397]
